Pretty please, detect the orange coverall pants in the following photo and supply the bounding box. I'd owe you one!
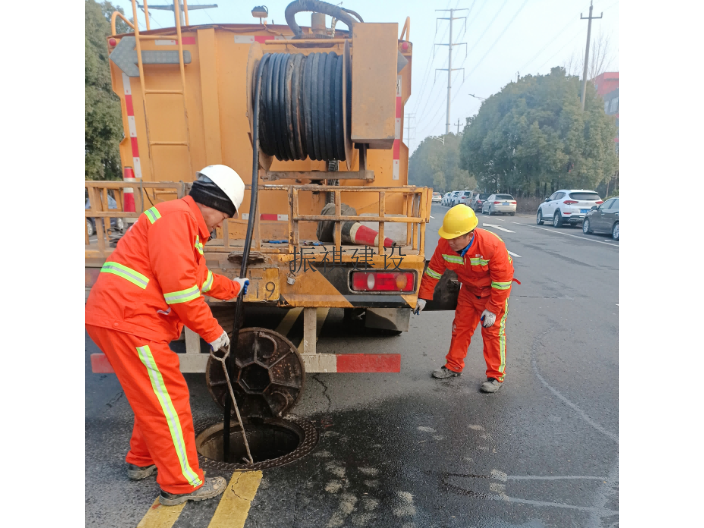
[446,285,509,381]
[86,325,204,494]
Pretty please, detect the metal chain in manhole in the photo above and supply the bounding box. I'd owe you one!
[195,416,319,471]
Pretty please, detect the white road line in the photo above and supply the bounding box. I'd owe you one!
[430,215,435,219]
[508,251,521,258]
[483,223,515,233]
[514,224,619,247]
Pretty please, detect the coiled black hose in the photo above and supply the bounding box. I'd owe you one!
[258,52,347,162]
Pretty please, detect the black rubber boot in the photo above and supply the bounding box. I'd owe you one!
[127,463,157,481]
[159,477,227,506]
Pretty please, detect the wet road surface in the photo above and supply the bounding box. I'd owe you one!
[86,205,619,527]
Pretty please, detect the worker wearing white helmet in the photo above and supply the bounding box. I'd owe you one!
[86,165,248,506]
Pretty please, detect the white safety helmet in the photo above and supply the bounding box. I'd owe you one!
[196,165,246,212]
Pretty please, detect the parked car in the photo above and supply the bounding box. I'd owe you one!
[432,192,442,203]
[582,197,619,240]
[441,192,452,206]
[86,195,124,237]
[482,194,516,216]
[444,191,461,206]
[536,189,603,228]
[455,190,473,207]
[470,192,490,212]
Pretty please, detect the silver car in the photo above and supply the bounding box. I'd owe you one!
[482,194,517,215]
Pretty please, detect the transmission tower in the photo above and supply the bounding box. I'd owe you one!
[405,113,416,151]
[435,8,468,134]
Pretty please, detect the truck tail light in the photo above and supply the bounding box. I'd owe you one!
[563,200,578,205]
[351,271,415,292]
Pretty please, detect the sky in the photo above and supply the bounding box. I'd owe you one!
[110,0,619,155]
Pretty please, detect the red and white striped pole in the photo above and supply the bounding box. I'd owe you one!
[123,166,136,213]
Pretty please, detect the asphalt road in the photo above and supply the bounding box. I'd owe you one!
[85,205,619,527]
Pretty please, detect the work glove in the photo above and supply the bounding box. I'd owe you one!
[481,309,497,328]
[233,278,250,296]
[413,299,427,315]
[209,330,230,353]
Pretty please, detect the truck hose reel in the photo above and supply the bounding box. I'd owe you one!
[258,51,348,163]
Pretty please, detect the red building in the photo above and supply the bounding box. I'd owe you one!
[593,72,619,149]
[593,71,619,97]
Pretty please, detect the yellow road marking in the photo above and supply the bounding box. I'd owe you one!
[275,307,303,335]
[136,498,185,528]
[207,471,263,528]
[297,307,329,353]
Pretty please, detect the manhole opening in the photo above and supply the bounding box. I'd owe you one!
[196,417,304,466]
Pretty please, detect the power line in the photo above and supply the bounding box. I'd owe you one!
[409,0,453,115]
[405,113,416,151]
[416,55,449,123]
[465,0,529,80]
[426,0,518,134]
[519,16,577,73]
[579,1,603,110]
[534,26,586,72]
[465,0,509,57]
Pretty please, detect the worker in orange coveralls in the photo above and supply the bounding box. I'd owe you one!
[413,204,517,393]
[85,165,250,506]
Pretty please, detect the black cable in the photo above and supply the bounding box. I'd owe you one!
[223,53,269,462]
[259,52,346,162]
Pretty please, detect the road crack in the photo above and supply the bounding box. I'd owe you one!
[313,374,332,412]
[105,391,123,408]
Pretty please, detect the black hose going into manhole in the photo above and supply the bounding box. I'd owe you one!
[258,51,346,162]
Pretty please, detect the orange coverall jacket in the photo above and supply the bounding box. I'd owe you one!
[85,195,240,344]
[418,229,515,313]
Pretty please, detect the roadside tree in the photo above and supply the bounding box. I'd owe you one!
[459,67,617,196]
[85,0,131,180]
[409,133,476,193]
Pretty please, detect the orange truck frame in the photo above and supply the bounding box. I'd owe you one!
[86,1,432,375]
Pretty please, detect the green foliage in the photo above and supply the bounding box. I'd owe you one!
[409,133,476,193]
[85,1,130,180]
[459,67,618,196]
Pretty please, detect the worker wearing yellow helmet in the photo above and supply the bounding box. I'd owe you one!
[414,204,517,393]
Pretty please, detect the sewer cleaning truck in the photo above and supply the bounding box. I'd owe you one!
[86,1,458,404]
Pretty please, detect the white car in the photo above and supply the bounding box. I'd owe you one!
[455,190,473,207]
[444,191,460,206]
[432,192,442,203]
[536,189,603,227]
[482,194,516,215]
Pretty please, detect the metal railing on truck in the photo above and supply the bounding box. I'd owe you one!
[85,181,430,263]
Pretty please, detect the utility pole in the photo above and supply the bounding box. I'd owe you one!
[455,118,462,134]
[580,1,603,111]
[435,8,468,134]
[139,0,218,27]
[405,113,416,151]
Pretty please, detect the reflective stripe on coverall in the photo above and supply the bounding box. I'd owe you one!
[85,196,241,493]
[418,229,515,381]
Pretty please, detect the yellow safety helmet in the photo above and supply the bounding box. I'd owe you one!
[438,205,478,239]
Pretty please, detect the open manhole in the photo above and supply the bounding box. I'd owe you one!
[195,416,319,471]
[200,327,318,470]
